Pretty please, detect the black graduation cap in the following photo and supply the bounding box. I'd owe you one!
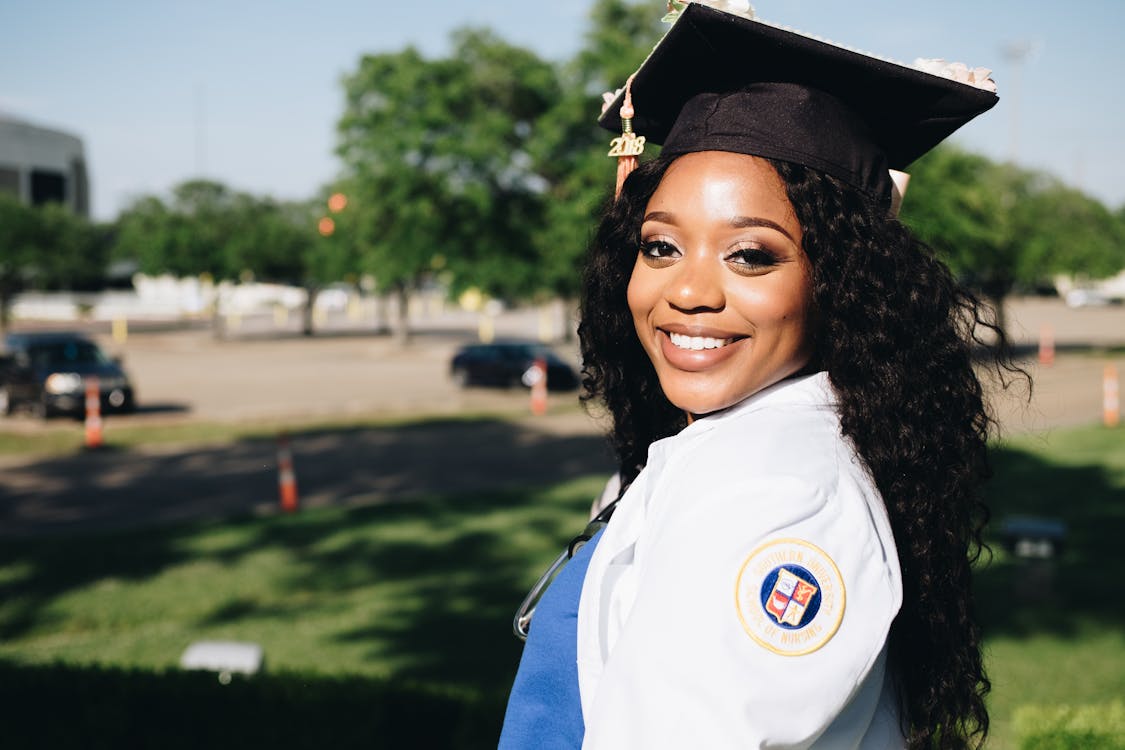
[598,3,998,207]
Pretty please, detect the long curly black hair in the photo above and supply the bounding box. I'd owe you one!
[578,153,1018,749]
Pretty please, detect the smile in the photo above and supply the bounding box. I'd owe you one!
[668,332,736,351]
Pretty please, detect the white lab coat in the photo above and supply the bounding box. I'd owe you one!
[577,372,905,748]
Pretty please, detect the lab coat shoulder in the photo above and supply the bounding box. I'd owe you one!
[648,393,860,541]
[580,382,904,748]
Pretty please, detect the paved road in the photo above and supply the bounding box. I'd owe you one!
[0,297,1121,536]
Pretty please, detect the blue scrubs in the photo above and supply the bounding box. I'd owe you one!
[499,530,603,749]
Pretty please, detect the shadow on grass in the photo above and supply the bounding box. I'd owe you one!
[0,416,613,695]
[233,492,579,692]
[977,435,1125,638]
[0,415,613,536]
[0,491,592,695]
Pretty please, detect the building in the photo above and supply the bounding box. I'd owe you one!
[0,115,89,217]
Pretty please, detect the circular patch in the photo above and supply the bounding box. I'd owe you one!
[734,538,845,656]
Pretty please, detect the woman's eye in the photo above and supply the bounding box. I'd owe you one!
[639,240,680,260]
[727,247,778,270]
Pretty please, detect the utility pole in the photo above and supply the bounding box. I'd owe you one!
[194,83,208,177]
[1000,40,1032,164]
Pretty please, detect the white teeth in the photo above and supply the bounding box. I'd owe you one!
[668,332,734,350]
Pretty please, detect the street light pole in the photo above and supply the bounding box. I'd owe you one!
[1000,40,1032,163]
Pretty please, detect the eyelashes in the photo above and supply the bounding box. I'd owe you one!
[727,247,780,269]
[638,239,781,272]
[639,239,679,260]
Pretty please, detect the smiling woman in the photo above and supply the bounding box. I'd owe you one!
[499,4,1022,750]
[628,151,814,417]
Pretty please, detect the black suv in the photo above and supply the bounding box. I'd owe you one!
[449,342,579,391]
[0,331,136,418]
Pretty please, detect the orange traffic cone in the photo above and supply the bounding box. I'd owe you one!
[277,433,299,512]
[84,376,103,449]
[1104,364,1120,428]
[1038,323,1055,366]
[529,358,548,416]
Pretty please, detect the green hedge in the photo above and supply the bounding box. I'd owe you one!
[1015,701,1125,750]
[0,660,506,749]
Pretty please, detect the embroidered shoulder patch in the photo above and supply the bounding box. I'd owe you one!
[734,538,846,656]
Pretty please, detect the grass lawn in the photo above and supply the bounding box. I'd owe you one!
[0,473,604,696]
[0,420,1122,747]
[977,423,1125,748]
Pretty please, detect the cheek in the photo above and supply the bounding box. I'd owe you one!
[625,262,656,322]
[735,282,799,319]
[733,275,814,339]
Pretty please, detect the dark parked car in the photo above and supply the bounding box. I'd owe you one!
[450,342,579,391]
[0,331,136,418]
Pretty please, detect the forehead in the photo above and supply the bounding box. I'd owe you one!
[646,152,798,228]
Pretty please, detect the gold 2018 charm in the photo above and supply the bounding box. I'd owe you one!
[608,133,646,158]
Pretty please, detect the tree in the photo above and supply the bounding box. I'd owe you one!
[336,29,558,342]
[113,195,175,275]
[1015,180,1125,283]
[32,202,112,293]
[0,195,41,329]
[530,0,666,303]
[114,181,235,280]
[114,181,332,335]
[220,195,314,285]
[901,146,1125,334]
[0,194,110,330]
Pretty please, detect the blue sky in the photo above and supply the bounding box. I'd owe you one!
[2,0,1122,220]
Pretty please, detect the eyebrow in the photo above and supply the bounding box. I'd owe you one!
[642,211,796,243]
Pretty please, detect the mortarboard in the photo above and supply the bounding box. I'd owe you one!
[598,3,998,209]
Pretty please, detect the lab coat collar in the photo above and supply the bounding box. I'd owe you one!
[672,371,835,443]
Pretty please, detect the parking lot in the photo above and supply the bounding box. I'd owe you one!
[1,301,585,424]
[47,295,1124,434]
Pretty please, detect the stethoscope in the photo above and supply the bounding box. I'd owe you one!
[512,499,620,641]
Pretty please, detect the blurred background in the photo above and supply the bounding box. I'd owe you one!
[1,1,1122,747]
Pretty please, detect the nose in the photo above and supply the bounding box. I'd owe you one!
[665,252,725,312]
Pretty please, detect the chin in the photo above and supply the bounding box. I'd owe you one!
[658,367,805,417]
[662,385,745,418]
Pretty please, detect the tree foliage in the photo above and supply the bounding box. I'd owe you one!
[111,180,334,334]
[113,181,317,286]
[336,29,559,309]
[901,146,1125,326]
[0,194,111,328]
[528,0,665,299]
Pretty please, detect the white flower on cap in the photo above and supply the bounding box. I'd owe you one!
[701,0,754,18]
[663,0,755,24]
[912,58,997,93]
[601,86,625,115]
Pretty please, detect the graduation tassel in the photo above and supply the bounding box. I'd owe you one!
[608,75,645,198]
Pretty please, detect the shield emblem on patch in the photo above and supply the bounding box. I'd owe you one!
[764,568,819,627]
[736,538,845,656]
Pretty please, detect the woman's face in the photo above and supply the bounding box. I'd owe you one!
[627,151,815,417]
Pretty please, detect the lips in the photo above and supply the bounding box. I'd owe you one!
[657,325,747,371]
